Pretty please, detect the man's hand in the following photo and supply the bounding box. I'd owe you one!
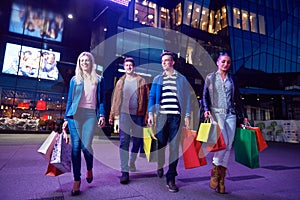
[148,115,154,126]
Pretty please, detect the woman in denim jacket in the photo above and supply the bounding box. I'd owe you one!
[63,52,106,196]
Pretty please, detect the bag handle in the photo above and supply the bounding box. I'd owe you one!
[240,122,251,129]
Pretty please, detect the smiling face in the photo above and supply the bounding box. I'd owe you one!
[79,55,92,73]
[124,60,135,75]
[161,54,175,72]
[217,55,231,72]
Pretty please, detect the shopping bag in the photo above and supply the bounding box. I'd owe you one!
[234,127,259,169]
[196,118,212,142]
[196,117,218,143]
[45,163,64,176]
[206,126,226,152]
[50,133,71,173]
[37,131,58,161]
[181,127,207,169]
[246,126,268,152]
[143,127,157,162]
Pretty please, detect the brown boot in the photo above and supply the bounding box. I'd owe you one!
[209,164,220,190]
[218,166,227,194]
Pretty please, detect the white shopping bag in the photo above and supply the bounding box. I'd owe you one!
[37,131,58,161]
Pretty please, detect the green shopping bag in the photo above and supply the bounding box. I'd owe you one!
[234,127,259,169]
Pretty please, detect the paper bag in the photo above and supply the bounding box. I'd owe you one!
[181,127,207,169]
[50,134,71,173]
[37,131,58,161]
[143,127,157,162]
[234,127,259,169]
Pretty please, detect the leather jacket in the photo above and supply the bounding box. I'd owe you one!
[202,72,247,120]
[109,74,149,121]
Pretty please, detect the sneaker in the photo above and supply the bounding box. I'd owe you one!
[166,181,179,193]
[120,172,129,184]
[157,169,164,178]
[129,163,136,172]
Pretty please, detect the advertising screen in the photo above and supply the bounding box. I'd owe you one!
[2,43,61,81]
[9,2,64,42]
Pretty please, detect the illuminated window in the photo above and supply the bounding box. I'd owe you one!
[250,12,258,32]
[191,3,201,28]
[134,0,157,27]
[183,1,193,26]
[208,10,215,33]
[242,10,249,31]
[233,7,241,29]
[173,3,182,26]
[220,6,228,28]
[200,7,209,31]
[160,7,170,28]
[214,10,222,33]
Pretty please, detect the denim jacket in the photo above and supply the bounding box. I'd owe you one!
[148,70,191,117]
[65,76,106,119]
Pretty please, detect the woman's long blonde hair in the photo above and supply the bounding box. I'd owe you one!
[75,52,99,85]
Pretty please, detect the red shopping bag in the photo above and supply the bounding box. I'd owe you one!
[246,126,268,151]
[206,125,226,152]
[45,163,64,176]
[181,127,207,169]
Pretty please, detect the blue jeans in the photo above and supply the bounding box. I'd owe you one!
[68,108,97,181]
[156,114,181,182]
[119,113,143,172]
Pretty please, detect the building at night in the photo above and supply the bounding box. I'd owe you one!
[0,0,299,133]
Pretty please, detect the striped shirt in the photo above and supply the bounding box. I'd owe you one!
[159,74,180,115]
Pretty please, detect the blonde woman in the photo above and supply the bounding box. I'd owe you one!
[63,52,106,196]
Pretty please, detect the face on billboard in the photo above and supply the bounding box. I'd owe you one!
[9,2,64,42]
[2,43,61,81]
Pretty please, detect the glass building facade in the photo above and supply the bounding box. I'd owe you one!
[91,0,300,121]
[0,0,299,133]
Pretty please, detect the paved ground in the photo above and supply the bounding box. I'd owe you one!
[0,133,299,200]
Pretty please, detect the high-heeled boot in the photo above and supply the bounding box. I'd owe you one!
[71,181,81,196]
[218,166,227,194]
[209,164,220,190]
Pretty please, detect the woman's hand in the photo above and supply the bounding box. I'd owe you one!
[62,120,69,143]
[98,116,106,128]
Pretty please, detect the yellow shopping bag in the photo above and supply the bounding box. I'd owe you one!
[196,118,212,142]
[143,127,157,162]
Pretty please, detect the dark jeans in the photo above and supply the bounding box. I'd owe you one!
[68,108,97,181]
[119,113,143,172]
[156,114,181,182]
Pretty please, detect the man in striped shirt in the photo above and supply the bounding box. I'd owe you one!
[148,51,191,192]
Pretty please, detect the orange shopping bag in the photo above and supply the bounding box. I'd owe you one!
[181,127,207,169]
[246,126,268,151]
